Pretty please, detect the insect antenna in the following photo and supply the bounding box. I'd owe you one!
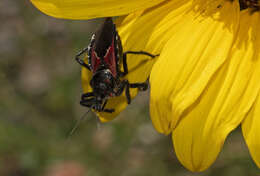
[95,113,101,131]
[67,107,92,139]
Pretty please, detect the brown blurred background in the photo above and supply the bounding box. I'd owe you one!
[0,1,259,176]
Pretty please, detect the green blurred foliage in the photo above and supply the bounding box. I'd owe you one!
[0,1,259,176]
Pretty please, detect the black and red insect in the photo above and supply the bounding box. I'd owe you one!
[76,17,158,113]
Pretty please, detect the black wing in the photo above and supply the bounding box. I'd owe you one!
[94,17,116,58]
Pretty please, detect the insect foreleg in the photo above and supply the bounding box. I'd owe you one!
[80,92,95,108]
[80,98,95,108]
[81,92,94,99]
[101,100,115,113]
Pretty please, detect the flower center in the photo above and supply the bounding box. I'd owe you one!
[239,0,260,10]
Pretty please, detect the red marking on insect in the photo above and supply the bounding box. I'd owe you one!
[103,39,117,77]
[75,17,158,113]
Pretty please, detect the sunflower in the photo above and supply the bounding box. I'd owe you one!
[30,0,260,172]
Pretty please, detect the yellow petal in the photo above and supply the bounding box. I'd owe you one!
[173,9,260,172]
[243,96,260,168]
[241,11,260,169]
[81,0,193,122]
[30,0,165,20]
[150,0,239,134]
[116,0,192,53]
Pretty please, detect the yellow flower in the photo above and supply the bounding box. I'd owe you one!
[30,0,260,172]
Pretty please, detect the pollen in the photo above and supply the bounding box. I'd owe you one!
[239,0,260,11]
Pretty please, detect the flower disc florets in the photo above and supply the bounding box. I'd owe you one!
[239,0,260,11]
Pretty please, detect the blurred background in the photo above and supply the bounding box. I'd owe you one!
[0,1,259,176]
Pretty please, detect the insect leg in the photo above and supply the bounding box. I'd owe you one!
[121,53,129,76]
[101,100,115,113]
[80,98,95,108]
[129,82,148,91]
[124,51,159,58]
[80,92,95,108]
[121,51,159,76]
[121,79,149,104]
[129,78,149,91]
[101,99,108,110]
[120,80,131,104]
[81,92,94,99]
[103,109,115,113]
[75,47,91,70]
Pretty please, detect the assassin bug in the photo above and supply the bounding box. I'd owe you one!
[76,17,158,113]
